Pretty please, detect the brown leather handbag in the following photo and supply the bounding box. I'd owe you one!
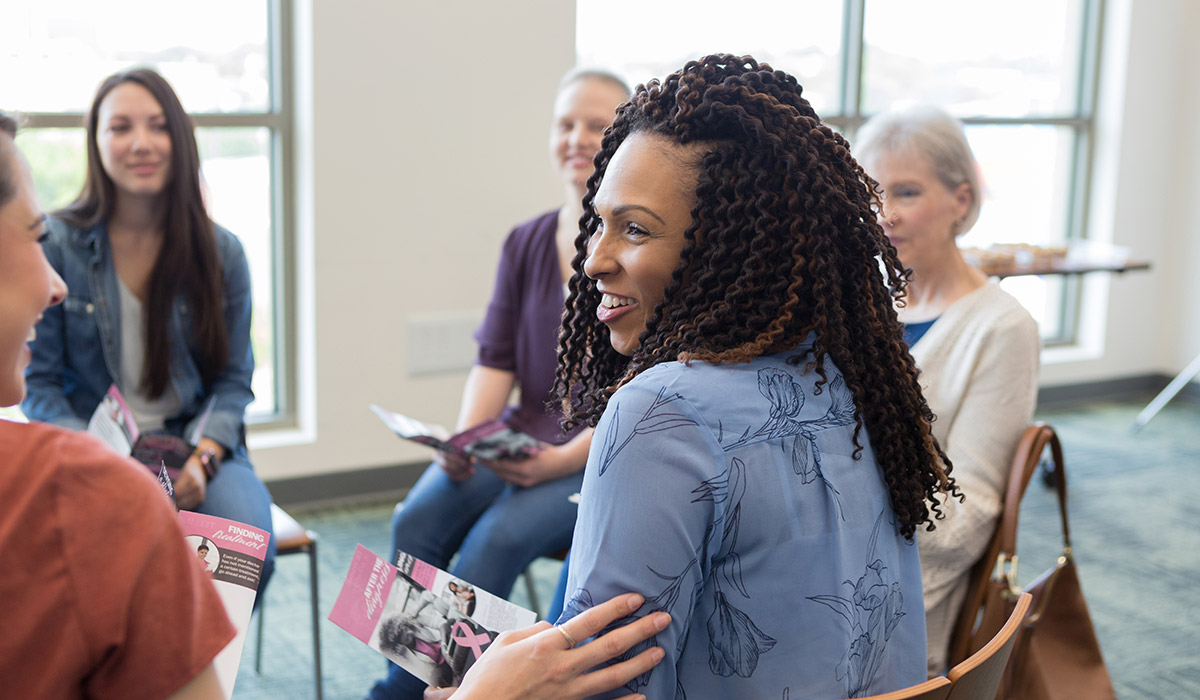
[949,423,1116,700]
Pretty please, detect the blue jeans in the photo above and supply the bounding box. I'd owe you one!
[197,452,276,599]
[547,550,571,623]
[365,462,582,700]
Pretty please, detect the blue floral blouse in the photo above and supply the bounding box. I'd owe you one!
[559,343,926,699]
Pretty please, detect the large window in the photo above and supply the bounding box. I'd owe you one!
[577,0,1102,344]
[3,0,294,421]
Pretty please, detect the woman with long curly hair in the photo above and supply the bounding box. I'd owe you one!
[854,106,1040,674]
[552,55,957,699]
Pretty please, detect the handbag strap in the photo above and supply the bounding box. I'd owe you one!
[947,422,1069,663]
[993,426,1045,556]
[995,424,1071,558]
[1045,428,1072,553]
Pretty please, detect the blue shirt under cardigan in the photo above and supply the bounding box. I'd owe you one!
[23,216,256,456]
[902,318,939,348]
[559,342,926,700]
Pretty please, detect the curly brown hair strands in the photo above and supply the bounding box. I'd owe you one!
[554,54,959,538]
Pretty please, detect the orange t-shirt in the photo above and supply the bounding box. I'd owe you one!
[0,420,236,699]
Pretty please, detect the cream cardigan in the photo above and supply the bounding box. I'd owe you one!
[911,281,1041,674]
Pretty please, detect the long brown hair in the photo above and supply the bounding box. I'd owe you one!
[0,110,19,207]
[58,68,228,398]
[554,54,958,538]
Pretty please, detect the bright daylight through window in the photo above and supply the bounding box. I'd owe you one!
[577,0,1099,344]
[2,0,292,421]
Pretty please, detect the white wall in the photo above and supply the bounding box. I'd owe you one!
[251,0,1200,481]
[1164,1,1200,373]
[251,1,576,480]
[1040,0,1200,387]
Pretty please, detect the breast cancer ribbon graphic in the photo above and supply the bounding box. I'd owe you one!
[450,621,491,660]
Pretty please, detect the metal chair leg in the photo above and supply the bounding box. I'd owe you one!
[1133,351,1200,431]
[255,504,322,699]
[309,540,323,700]
[254,590,266,673]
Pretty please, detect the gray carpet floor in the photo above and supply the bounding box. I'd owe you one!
[230,391,1200,699]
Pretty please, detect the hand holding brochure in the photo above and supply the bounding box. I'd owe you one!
[178,511,269,699]
[330,545,537,688]
[370,404,542,461]
[87,384,214,479]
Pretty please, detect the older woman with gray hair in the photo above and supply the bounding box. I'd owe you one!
[854,105,1041,674]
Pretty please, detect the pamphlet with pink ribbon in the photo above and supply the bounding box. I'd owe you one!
[329,544,536,687]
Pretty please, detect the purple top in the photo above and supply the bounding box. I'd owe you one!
[475,210,582,445]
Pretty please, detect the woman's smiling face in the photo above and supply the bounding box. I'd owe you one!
[95,81,173,200]
[549,77,628,192]
[584,131,701,356]
[0,139,67,406]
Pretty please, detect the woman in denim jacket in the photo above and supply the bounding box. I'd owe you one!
[22,68,275,592]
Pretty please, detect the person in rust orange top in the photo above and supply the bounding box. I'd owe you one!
[0,109,234,700]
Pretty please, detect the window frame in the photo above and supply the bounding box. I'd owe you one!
[577,0,1106,346]
[826,0,1105,347]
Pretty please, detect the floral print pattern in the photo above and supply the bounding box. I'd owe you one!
[719,370,856,519]
[564,355,921,699]
[565,456,777,693]
[693,458,777,677]
[808,510,906,697]
[599,387,697,476]
[707,590,777,677]
[560,587,663,694]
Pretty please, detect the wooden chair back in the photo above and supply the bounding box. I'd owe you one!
[944,592,1032,700]
[946,424,1053,664]
[853,676,952,700]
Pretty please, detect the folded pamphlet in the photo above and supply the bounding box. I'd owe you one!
[369,404,542,461]
[329,544,537,688]
[87,384,214,479]
[178,510,269,699]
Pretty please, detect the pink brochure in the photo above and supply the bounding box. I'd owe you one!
[330,545,536,688]
[329,544,399,644]
[179,511,270,699]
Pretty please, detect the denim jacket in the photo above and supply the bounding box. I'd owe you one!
[23,216,255,455]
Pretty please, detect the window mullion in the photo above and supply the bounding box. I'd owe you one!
[839,0,866,128]
[1053,0,1104,348]
[19,114,85,129]
[1076,0,1104,119]
[267,0,296,427]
